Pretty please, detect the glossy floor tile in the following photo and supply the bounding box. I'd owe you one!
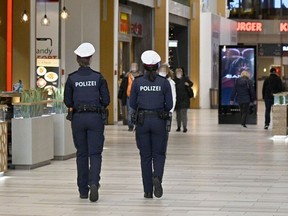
[1,102,288,216]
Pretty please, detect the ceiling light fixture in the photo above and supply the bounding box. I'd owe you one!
[41,0,50,26]
[60,0,69,19]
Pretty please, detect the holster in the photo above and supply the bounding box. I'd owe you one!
[158,111,172,132]
[101,107,109,125]
[131,109,144,126]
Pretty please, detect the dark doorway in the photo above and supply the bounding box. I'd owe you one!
[169,24,188,75]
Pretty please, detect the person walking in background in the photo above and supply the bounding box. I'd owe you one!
[262,67,283,129]
[64,42,110,202]
[230,70,255,128]
[130,50,173,199]
[174,67,193,133]
[118,63,140,131]
[157,64,176,112]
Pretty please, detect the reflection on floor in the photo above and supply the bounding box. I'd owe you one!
[1,102,288,216]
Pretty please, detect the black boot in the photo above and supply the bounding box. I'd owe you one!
[153,176,163,198]
[176,127,181,132]
[144,192,153,198]
[89,184,99,202]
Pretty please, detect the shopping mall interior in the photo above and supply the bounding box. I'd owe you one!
[1,0,288,215]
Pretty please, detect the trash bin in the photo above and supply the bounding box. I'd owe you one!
[210,88,218,109]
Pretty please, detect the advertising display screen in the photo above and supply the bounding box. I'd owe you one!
[218,45,257,124]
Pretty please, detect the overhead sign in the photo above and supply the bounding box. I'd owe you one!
[280,22,288,32]
[237,22,263,32]
[237,21,288,33]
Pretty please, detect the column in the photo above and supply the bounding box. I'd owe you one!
[217,0,227,17]
[190,0,200,108]
[100,0,118,124]
[154,0,168,63]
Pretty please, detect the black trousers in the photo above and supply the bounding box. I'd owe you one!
[239,103,249,125]
[264,98,274,126]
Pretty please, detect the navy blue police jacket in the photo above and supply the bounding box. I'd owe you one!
[64,66,110,110]
[129,73,173,112]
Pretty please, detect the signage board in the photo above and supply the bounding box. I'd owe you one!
[218,45,257,124]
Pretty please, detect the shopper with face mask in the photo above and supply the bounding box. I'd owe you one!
[158,64,176,112]
[173,67,193,133]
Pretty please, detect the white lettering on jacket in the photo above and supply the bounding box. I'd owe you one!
[75,81,97,87]
[139,86,161,91]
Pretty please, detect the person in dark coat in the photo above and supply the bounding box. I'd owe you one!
[174,67,193,133]
[230,70,255,128]
[262,67,283,129]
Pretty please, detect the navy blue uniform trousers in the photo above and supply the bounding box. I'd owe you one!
[135,116,168,193]
[71,112,104,195]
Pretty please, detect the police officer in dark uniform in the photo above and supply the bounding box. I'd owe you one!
[129,50,173,199]
[64,42,110,202]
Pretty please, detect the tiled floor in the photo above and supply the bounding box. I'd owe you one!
[1,102,288,216]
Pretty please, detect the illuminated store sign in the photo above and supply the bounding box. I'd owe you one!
[120,13,129,34]
[237,22,262,32]
[237,21,288,33]
[280,22,288,32]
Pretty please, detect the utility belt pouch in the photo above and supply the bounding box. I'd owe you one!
[158,111,170,120]
[77,104,98,112]
[137,110,144,126]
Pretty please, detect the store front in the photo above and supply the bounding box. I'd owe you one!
[169,14,189,74]
[237,20,288,98]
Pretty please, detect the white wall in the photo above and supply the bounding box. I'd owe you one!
[200,12,237,108]
[200,13,213,109]
[62,0,100,81]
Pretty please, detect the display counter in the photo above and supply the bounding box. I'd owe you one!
[272,92,288,136]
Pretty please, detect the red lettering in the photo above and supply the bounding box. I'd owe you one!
[237,22,262,32]
[256,23,262,31]
[280,23,288,32]
[241,22,246,31]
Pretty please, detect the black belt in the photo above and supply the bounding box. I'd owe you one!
[75,104,102,113]
[140,110,159,116]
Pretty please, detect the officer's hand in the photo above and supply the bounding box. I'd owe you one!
[229,101,234,105]
[66,108,73,121]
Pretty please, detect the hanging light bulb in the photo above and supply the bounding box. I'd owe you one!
[41,14,50,26]
[21,0,29,23]
[41,0,50,26]
[21,10,29,23]
[60,0,69,19]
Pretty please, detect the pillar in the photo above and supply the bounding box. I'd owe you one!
[154,0,168,63]
[217,0,227,17]
[190,0,200,108]
[100,0,117,124]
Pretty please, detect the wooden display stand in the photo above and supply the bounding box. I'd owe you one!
[0,122,8,173]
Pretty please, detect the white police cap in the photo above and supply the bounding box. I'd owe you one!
[141,50,161,65]
[74,42,95,57]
